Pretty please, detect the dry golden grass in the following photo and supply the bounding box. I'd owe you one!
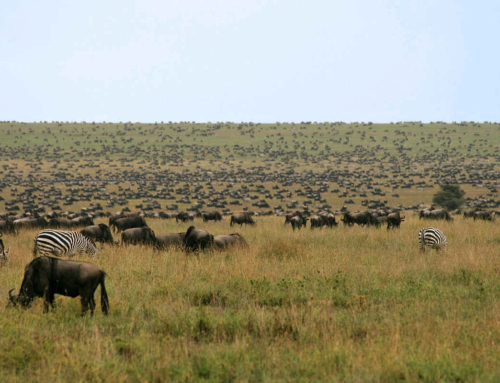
[1,216,500,381]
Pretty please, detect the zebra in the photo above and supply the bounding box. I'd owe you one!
[419,227,448,252]
[33,230,100,258]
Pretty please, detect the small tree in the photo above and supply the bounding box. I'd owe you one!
[433,184,465,210]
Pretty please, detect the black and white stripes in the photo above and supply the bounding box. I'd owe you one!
[34,230,98,258]
[419,227,448,251]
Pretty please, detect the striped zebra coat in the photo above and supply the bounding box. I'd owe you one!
[34,230,99,258]
[419,227,448,252]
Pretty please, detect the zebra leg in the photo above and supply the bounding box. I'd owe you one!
[419,241,425,252]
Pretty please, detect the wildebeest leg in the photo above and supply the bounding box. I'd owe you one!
[43,289,55,313]
[89,295,96,316]
[80,296,89,316]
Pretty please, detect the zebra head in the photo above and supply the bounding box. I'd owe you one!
[86,238,102,258]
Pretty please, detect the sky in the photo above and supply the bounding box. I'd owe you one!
[0,0,499,123]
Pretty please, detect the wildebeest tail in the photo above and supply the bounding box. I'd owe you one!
[100,272,110,315]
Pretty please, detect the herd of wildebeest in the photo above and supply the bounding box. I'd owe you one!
[1,121,500,316]
[0,203,497,316]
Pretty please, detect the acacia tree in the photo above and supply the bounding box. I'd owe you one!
[433,184,465,210]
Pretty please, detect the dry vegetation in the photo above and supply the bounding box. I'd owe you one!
[2,216,500,381]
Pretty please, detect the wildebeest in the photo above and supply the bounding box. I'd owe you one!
[51,216,94,228]
[175,212,194,223]
[49,218,77,229]
[323,213,338,227]
[154,232,185,250]
[8,256,109,316]
[202,211,223,222]
[284,211,303,225]
[463,210,476,219]
[374,216,388,228]
[71,216,94,227]
[14,217,48,231]
[386,212,405,230]
[341,211,376,226]
[111,216,148,233]
[310,215,327,229]
[214,233,248,249]
[290,215,308,230]
[0,234,11,266]
[81,224,115,244]
[419,209,453,221]
[121,227,156,246]
[230,212,256,227]
[183,226,214,251]
[473,211,496,221]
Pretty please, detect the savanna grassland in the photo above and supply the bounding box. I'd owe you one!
[1,121,500,382]
[2,217,500,382]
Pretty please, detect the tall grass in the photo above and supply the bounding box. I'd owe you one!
[1,216,500,381]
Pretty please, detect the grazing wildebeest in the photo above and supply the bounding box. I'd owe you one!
[154,232,185,250]
[310,215,327,229]
[214,233,248,249]
[230,212,256,227]
[419,209,453,221]
[175,212,193,223]
[290,215,308,230]
[81,224,115,244]
[8,256,109,316]
[386,212,405,230]
[284,211,303,225]
[463,210,476,219]
[111,216,148,233]
[14,217,48,231]
[109,212,130,229]
[473,211,496,221]
[49,218,77,229]
[324,213,338,227]
[121,227,156,246]
[202,211,223,222]
[71,216,94,227]
[183,226,214,251]
[341,211,376,226]
[374,216,388,228]
[0,234,11,266]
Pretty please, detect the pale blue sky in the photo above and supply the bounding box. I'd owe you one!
[1,0,499,123]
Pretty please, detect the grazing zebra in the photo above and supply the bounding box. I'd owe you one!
[419,227,448,252]
[34,230,99,258]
